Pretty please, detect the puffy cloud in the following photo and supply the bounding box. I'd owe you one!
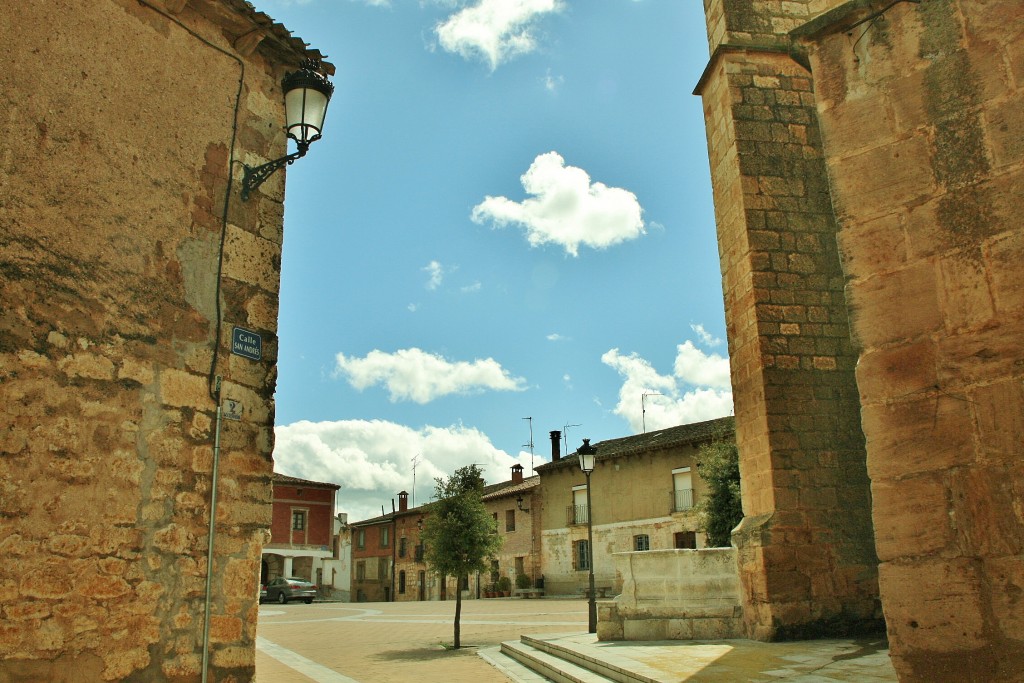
[461,281,482,293]
[471,152,645,256]
[601,332,733,432]
[543,69,564,93]
[423,260,444,290]
[435,0,561,70]
[546,333,567,341]
[334,347,526,403]
[275,419,539,521]
[690,323,723,347]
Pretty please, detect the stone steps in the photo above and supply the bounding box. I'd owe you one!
[486,634,668,683]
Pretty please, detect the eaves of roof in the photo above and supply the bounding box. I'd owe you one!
[273,472,341,490]
[177,0,335,74]
[535,416,735,474]
[481,477,539,502]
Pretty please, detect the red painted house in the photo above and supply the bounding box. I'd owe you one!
[262,473,340,590]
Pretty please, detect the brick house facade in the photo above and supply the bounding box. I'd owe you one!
[262,474,340,588]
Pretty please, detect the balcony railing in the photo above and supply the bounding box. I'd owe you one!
[672,488,695,513]
[566,504,589,525]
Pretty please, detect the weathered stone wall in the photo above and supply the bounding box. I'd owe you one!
[794,1,1024,680]
[598,548,743,641]
[697,0,881,641]
[0,1,314,679]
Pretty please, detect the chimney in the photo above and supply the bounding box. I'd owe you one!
[397,491,409,513]
[511,464,524,484]
[550,430,561,461]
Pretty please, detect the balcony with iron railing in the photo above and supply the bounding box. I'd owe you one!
[566,504,589,526]
[672,488,695,513]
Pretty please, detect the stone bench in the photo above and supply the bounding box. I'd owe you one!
[513,588,545,598]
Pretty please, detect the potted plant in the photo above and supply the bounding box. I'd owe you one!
[496,576,512,597]
[485,583,496,598]
[515,573,531,591]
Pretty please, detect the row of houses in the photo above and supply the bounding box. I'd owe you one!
[262,416,734,602]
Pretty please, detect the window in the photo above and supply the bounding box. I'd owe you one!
[398,570,406,594]
[380,526,390,548]
[291,510,306,531]
[414,543,425,562]
[356,561,366,581]
[505,509,516,532]
[490,560,499,585]
[634,534,650,551]
[574,539,591,571]
[399,537,407,558]
[378,558,389,581]
[569,485,588,525]
[673,467,694,512]
[675,531,697,549]
[492,512,499,533]
[357,529,366,549]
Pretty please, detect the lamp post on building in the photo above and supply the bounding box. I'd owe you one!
[241,59,334,201]
[577,438,598,634]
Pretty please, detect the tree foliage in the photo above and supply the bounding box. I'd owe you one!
[695,434,743,548]
[419,465,502,648]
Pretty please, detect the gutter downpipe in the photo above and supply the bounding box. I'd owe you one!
[201,377,223,683]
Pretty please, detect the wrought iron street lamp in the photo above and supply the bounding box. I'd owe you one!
[577,438,598,633]
[241,59,334,201]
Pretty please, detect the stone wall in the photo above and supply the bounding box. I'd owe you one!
[697,0,882,641]
[598,548,743,641]
[0,1,321,680]
[794,1,1024,680]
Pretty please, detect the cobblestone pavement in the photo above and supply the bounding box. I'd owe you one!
[254,598,587,683]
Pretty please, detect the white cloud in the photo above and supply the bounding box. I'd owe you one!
[461,281,482,293]
[601,332,733,432]
[546,332,567,341]
[275,419,540,521]
[471,151,645,256]
[690,323,723,348]
[543,69,564,93]
[334,347,526,403]
[408,303,419,312]
[435,0,561,70]
[423,260,444,290]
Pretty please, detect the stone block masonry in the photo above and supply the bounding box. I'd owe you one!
[0,0,327,680]
[796,1,1024,680]
[697,0,881,642]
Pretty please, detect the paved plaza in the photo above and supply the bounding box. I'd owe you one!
[255,598,588,682]
[255,599,897,682]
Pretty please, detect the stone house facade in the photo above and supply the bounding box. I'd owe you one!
[350,509,398,603]
[262,473,339,589]
[697,1,1023,680]
[534,419,733,596]
[0,1,329,680]
[481,466,542,590]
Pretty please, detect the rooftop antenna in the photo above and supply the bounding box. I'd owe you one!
[522,417,534,476]
[642,392,663,433]
[563,423,581,454]
[411,454,420,507]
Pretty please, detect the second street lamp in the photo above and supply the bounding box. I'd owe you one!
[577,438,598,634]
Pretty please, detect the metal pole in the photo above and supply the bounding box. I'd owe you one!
[585,470,597,634]
[201,381,223,683]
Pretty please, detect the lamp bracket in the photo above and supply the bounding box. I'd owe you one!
[240,145,308,202]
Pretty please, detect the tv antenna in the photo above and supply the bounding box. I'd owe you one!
[411,454,420,507]
[642,392,663,433]
[522,417,534,475]
[563,423,581,454]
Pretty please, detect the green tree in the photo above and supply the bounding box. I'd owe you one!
[696,434,743,547]
[419,465,502,648]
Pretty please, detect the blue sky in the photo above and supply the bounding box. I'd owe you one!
[260,0,731,521]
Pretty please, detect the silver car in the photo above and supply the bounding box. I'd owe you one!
[266,577,317,604]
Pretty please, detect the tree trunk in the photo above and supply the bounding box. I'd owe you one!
[453,576,462,649]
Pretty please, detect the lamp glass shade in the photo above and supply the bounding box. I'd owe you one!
[284,87,330,146]
[578,450,595,473]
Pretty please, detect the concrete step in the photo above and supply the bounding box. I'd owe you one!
[500,639,613,683]
[478,645,552,682]
[520,635,664,683]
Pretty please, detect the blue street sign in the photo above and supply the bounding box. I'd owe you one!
[231,327,262,361]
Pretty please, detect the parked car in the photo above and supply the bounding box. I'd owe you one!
[265,577,317,604]
[259,583,267,602]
